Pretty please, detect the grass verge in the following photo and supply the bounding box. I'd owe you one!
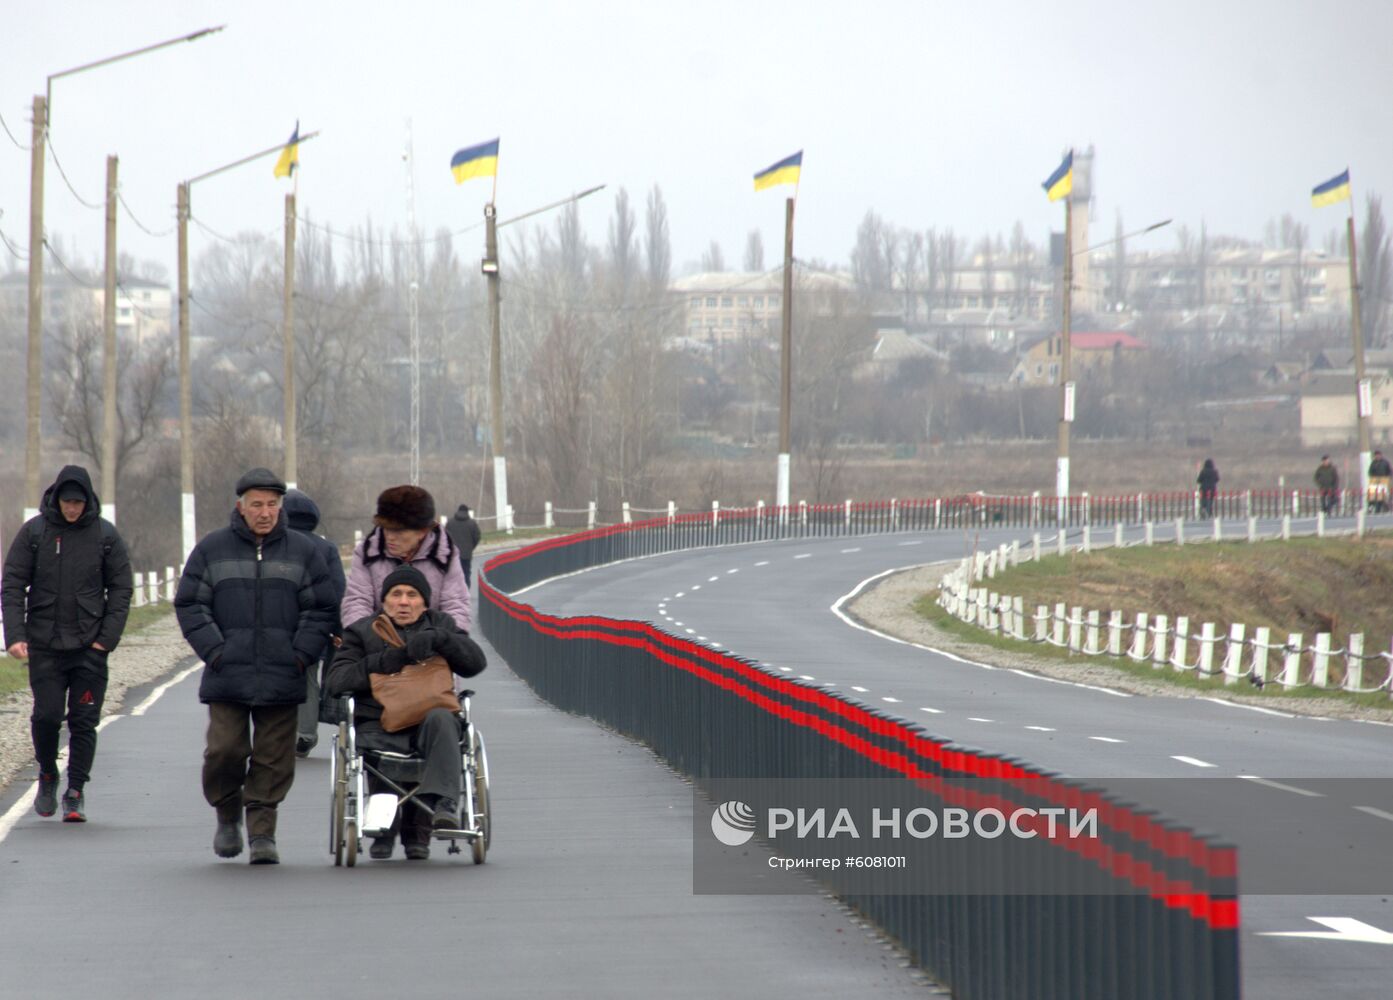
[0,604,176,699]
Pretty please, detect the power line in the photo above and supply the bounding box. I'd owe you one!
[190,214,277,244]
[45,134,103,210]
[0,225,27,261]
[294,213,485,248]
[0,107,29,150]
[118,190,176,238]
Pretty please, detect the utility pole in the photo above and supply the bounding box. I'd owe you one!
[1347,213,1372,491]
[177,181,195,557]
[102,154,118,523]
[777,196,795,510]
[283,192,297,489]
[483,203,507,530]
[405,122,421,486]
[24,95,46,517]
[1057,204,1073,525]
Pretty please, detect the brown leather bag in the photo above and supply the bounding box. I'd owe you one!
[367,615,460,733]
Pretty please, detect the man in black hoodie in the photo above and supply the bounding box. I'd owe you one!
[283,488,346,756]
[2,465,133,823]
[445,503,482,588]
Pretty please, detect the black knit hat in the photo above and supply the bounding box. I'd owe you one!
[380,565,431,606]
[374,484,436,530]
[235,467,287,496]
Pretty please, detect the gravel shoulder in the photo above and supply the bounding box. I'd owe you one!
[0,613,194,794]
[847,561,1393,725]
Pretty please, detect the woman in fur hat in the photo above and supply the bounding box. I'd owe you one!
[341,485,472,633]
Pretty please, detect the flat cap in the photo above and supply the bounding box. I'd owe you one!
[235,467,287,496]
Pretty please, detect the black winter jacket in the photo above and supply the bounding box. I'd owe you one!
[175,507,339,706]
[326,609,485,723]
[283,489,347,660]
[446,506,481,560]
[1,465,133,652]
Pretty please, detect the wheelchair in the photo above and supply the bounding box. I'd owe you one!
[328,689,491,866]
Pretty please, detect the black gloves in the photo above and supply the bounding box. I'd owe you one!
[404,628,438,663]
[371,646,409,674]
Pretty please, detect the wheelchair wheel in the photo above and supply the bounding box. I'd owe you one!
[331,723,348,866]
[345,820,358,867]
[471,729,490,865]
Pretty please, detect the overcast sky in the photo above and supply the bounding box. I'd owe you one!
[3,0,1391,282]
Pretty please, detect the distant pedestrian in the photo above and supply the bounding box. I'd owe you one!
[2,465,133,823]
[175,468,338,864]
[283,488,347,757]
[445,503,482,588]
[1196,458,1220,518]
[1314,455,1340,515]
[1369,450,1391,478]
[1368,450,1392,513]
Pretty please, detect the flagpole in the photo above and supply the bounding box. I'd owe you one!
[1057,198,1073,525]
[1344,174,1372,494]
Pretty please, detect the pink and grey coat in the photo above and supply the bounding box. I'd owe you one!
[340,525,472,633]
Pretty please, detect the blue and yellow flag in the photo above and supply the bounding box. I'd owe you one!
[1042,150,1072,202]
[1311,169,1351,208]
[754,150,802,192]
[451,138,500,184]
[273,122,300,179]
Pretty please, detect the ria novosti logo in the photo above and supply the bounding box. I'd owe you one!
[711,800,757,846]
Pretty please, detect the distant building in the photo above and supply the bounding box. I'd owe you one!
[1011,330,1146,386]
[1300,372,1393,447]
[0,269,172,347]
[670,269,854,344]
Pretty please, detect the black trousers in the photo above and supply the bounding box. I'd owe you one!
[29,647,109,789]
[357,708,461,845]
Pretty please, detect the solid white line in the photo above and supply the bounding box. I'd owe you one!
[841,547,861,554]
[882,696,902,703]
[1171,755,1216,768]
[1200,697,1295,719]
[794,553,812,560]
[968,717,994,723]
[1025,725,1056,732]
[1237,775,1324,798]
[1007,668,1130,698]
[920,707,943,714]
[851,685,869,693]
[1354,805,1393,823]
[1088,736,1124,743]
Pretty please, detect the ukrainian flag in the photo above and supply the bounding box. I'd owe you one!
[1042,150,1072,202]
[451,138,500,184]
[273,122,299,179]
[1311,169,1351,208]
[754,150,802,192]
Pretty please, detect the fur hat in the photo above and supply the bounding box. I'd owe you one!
[374,484,436,531]
[380,565,431,605]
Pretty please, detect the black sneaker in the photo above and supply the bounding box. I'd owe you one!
[61,788,85,823]
[214,820,244,858]
[248,836,279,865]
[369,835,394,860]
[295,736,316,758]
[404,843,430,861]
[34,773,59,818]
[431,797,458,830]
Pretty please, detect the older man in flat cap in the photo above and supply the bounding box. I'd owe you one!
[175,468,339,864]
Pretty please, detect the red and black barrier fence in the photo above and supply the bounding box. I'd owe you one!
[480,513,1241,999]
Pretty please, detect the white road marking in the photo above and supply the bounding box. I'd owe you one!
[851,685,869,693]
[898,540,923,546]
[684,629,695,634]
[727,569,739,574]
[799,674,815,681]
[1171,755,1216,768]
[779,666,792,672]
[755,561,770,567]
[131,662,202,716]
[794,553,811,560]
[675,592,685,598]
[1258,917,1393,945]
[968,717,994,723]
[1007,668,1129,698]
[673,621,684,627]
[1025,726,1056,732]
[1236,775,1323,797]
[1088,736,1124,743]
[708,576,719,582]
[882,696,902,703]
[691,584,701,590]
[920,707,943,714]
[1354,806,1393,823]
[841,547,861,554]
[1201,697,1295,719]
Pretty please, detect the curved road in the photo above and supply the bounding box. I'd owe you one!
[521,526,1393,999]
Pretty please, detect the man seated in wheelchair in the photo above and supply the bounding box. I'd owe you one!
[326,566,485,860]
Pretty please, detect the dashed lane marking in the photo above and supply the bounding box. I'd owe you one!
[755,561,770,567]
[851,685,869,693]
[1238,776,1324,798]
[968,717,994,723]
[1088,736,1124,743]
[882,696,902,703]
[841,547,861,553]
[708,576,719,582]
[1354,806,1393,823]
[1171,756,1216,768]
[920,707,943,714]
[794,553,812,560]
[898,540,923,546]
[1025,726,1056,732]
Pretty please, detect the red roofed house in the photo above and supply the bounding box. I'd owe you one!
[1010,330,1147,386]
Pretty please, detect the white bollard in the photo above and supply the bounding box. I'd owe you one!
[890,497,899,530]
[1052,603,1066,647]
[1152,614,1169,668]
[354,528,364,546]
[1222,624,1246,685]
[147,571,160,605]
[1069,606,1083,652]
[1252,627,1271,686]
[1035,605,1049,642]
[1032,533,1041,562]
[1313,633,1332,687]
[1145,521,1154,547]
[1011,539,1020,566]
[1082,525,1091,553]
[934,498,941,529]
[665,500,674,525]
[844,498,852,529]
[546,501,555,529]
[1357,506,1367,538]
[1247,516,1257,543]
[1175,517,1186,546]
[1114,523,1124,548]
[1129,613,1148,659]
[1213,518,1222,542]
[1282,633,1303,690]
[1172,616,1189,671]
[622,502,631,524]
[1282,514,1291,540]
[1057,529,1067,557]
[1198,622,1217,677]
[1345,634,1365,692]
[1316,510,1326,538]
[1108,610,1124,656]
[1012,596,1026,641]
[1292,491,1301,517]
[505,504,515,535]
[588,501,597,530]
[133,571,147,608]
[1085,609,1101,654]
[165,567,176,603]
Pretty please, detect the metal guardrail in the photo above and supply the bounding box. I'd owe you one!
[479,508,1241,1000]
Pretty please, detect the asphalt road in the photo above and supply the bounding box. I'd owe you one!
[519,525,1393,999]
[0,629,934,999]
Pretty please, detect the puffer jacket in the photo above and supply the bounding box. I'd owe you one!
[1,465,132,652]
[175,507,339,706]
[325,609,485,723]
[341,524,471,632]
[283,488,347,660]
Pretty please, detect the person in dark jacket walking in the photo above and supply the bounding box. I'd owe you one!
[1314,455,1340,515]
[2,465,133,823]
[174,468,338,864]
[445,503,482,588]
[325,566,485,860]
[1196,458,1220,518]
[283,488,347,757]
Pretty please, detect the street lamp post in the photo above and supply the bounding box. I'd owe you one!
[22,26,224,516]
[176,131,319,556]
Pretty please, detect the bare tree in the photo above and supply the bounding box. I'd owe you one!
[1010,221,1034,316]
[1360,193,1391,346]
[743,229,765,272]
[643,185,671,293]
[700,241,725,273]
